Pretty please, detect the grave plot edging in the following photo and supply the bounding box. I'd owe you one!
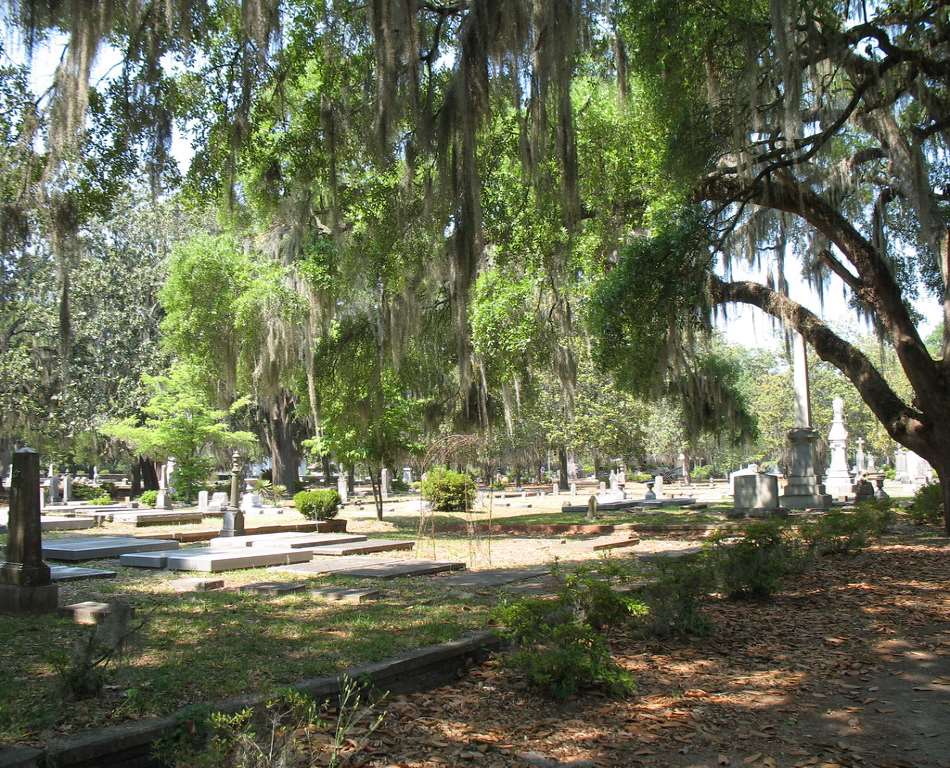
[13,630,500,768]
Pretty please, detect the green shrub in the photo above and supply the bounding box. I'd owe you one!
[708,520,799,599]
[630,471,652,483]
[637,556,713,638]
[390,477,409,493]
[559,570,643,630]
[420,467,476,511]
[883,466,896,480]
[494,598,635,700]
[138,490,158,508]
[87,494,112,506]
[690,465,713,482]
[800,503,894,555]
[293,489,340,520]
[909,483,943,525]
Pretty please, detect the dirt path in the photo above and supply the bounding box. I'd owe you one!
[354,536,950,768]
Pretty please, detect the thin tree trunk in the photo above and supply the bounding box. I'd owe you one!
[370,465,383,521]
[937,463,950,537]
[558,445,569,490]
[321,454,332,486]
[139,457,158,491]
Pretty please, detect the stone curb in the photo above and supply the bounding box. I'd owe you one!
[0,630,500,768]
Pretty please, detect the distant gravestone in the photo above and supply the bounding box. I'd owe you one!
[48,474,61,504]
[732,474,781,518]
[209,492,228,511]
[0,448,58,613]
[240,493,263,513]
[598,481,607,493]
[653,475,664,498]
[853,474,875,502]
[155,465,172,509]
[62,472,73,503]
[337,473,348,504]
[586,495,598,521]
[551,482,558,496]
[825,397,853,499]
[570,482,577,503]
[197,490,209,514]
[402,466,413,485]
[380,468,391,500]
[895,447,909,483]
[853,437,866,475]
[608,471,618,492]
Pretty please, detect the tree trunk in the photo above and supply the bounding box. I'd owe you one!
[369,466,383,521]
[321,454,332,486]
[558,445,569,490]
[937,463,950,537]
[263,394,301,494]
[346,465,354,494]
[139,457,158,491]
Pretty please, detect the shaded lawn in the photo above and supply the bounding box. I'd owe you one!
[0,562,493,745]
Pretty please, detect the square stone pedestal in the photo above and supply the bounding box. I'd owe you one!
[0,583,59,614]
[782,427,832,509]
[732,474,784,518]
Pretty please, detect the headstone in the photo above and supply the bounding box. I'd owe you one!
[732,474,781,518]
[47,462,54,479]
[729,464,759,495]
[209,492,229,511]
[337,473,348,504]
[618,468,626,487]
[48,474,61,504]
[653,475,664,498]
[197,490,209,514]
[570,482,577,503]
[166,457,177,492]
[906,451,934,490]
[0,448,58,613]
[598,481,606,493]
[853,473,875,502]
[4,464,12,489]
[825,396,853,499]
[402,466,413,485]
[866,453,876,472]
[240,492,263,513]
[92,466,99,484]
[62,472,73,503]
[873,475,889,500]
[155,465,172,509]
[38,484,45,511]
[854,437,866,475]
[608,470,618,492]
[895,447,909,483]
[380,468,391,500]
[551,482,558,496]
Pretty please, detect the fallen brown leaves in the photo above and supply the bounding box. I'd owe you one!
[355,540,950,768]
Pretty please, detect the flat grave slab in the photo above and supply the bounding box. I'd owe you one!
[50,565,117,582]
[437,567,549,588]
[590,536,641,551]
[119,547,224,569]
[305,539,414,556]
[111,510,204,526]
[171,577,225,593]
[207,532,367,550]
[42,536,179,561]
[637,546,704,561]
[165,548,314,573]
[42,516,97,531]
[280,559,464,580]
[309,587,380,604]
[239,581,309,596]
[275,557,401,575]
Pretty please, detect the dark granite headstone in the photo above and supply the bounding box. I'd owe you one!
[0,448,58,613]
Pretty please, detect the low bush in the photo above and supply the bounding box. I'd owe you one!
[420,467,476,511]
[909,483,943,526]
[293,489,340,520]
[690,465,713,482]
[629,471,652,483]
[494,596,635,700]
[87,493,112,506]
[391,476,410,493]
[799,503,895,554]
[138,490,158,508]
[637,556,713,638]
[708,520,800,599]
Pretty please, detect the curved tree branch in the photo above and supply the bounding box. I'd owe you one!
[710,275,929,450]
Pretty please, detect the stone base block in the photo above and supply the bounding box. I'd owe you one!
[61,601,114,625]
[781,493,832,510]
[0,583,58,614]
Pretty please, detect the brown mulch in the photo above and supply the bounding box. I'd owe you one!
[353,537,950,768]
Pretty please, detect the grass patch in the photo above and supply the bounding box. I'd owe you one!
[0,560,492,745]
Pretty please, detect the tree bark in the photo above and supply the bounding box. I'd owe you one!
[262,394,301,494]
[558,445,569,490]
[138,457,158,492]
[321,454,332,486]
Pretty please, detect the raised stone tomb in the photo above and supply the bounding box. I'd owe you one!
[206,532,368,550]
[305,539,414,556]
[164,547,314,573]
[42,536,179,561]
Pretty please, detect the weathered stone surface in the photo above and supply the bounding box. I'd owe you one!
[437,568,549,588]
[304,539,414,556]
[170,577,225,593]
[207,532,367,550]
[165,548,313,573]
[43,537,179,561]
[309,587,381,604]
[239,581,308,596]
[590,536,641,551]
[111,510,204,526]
[295,559,464,580]
[60,601,131,625]
[50,566,117,582]
[119,548,218,569]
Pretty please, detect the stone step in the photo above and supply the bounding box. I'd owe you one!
[170,577,225,593]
